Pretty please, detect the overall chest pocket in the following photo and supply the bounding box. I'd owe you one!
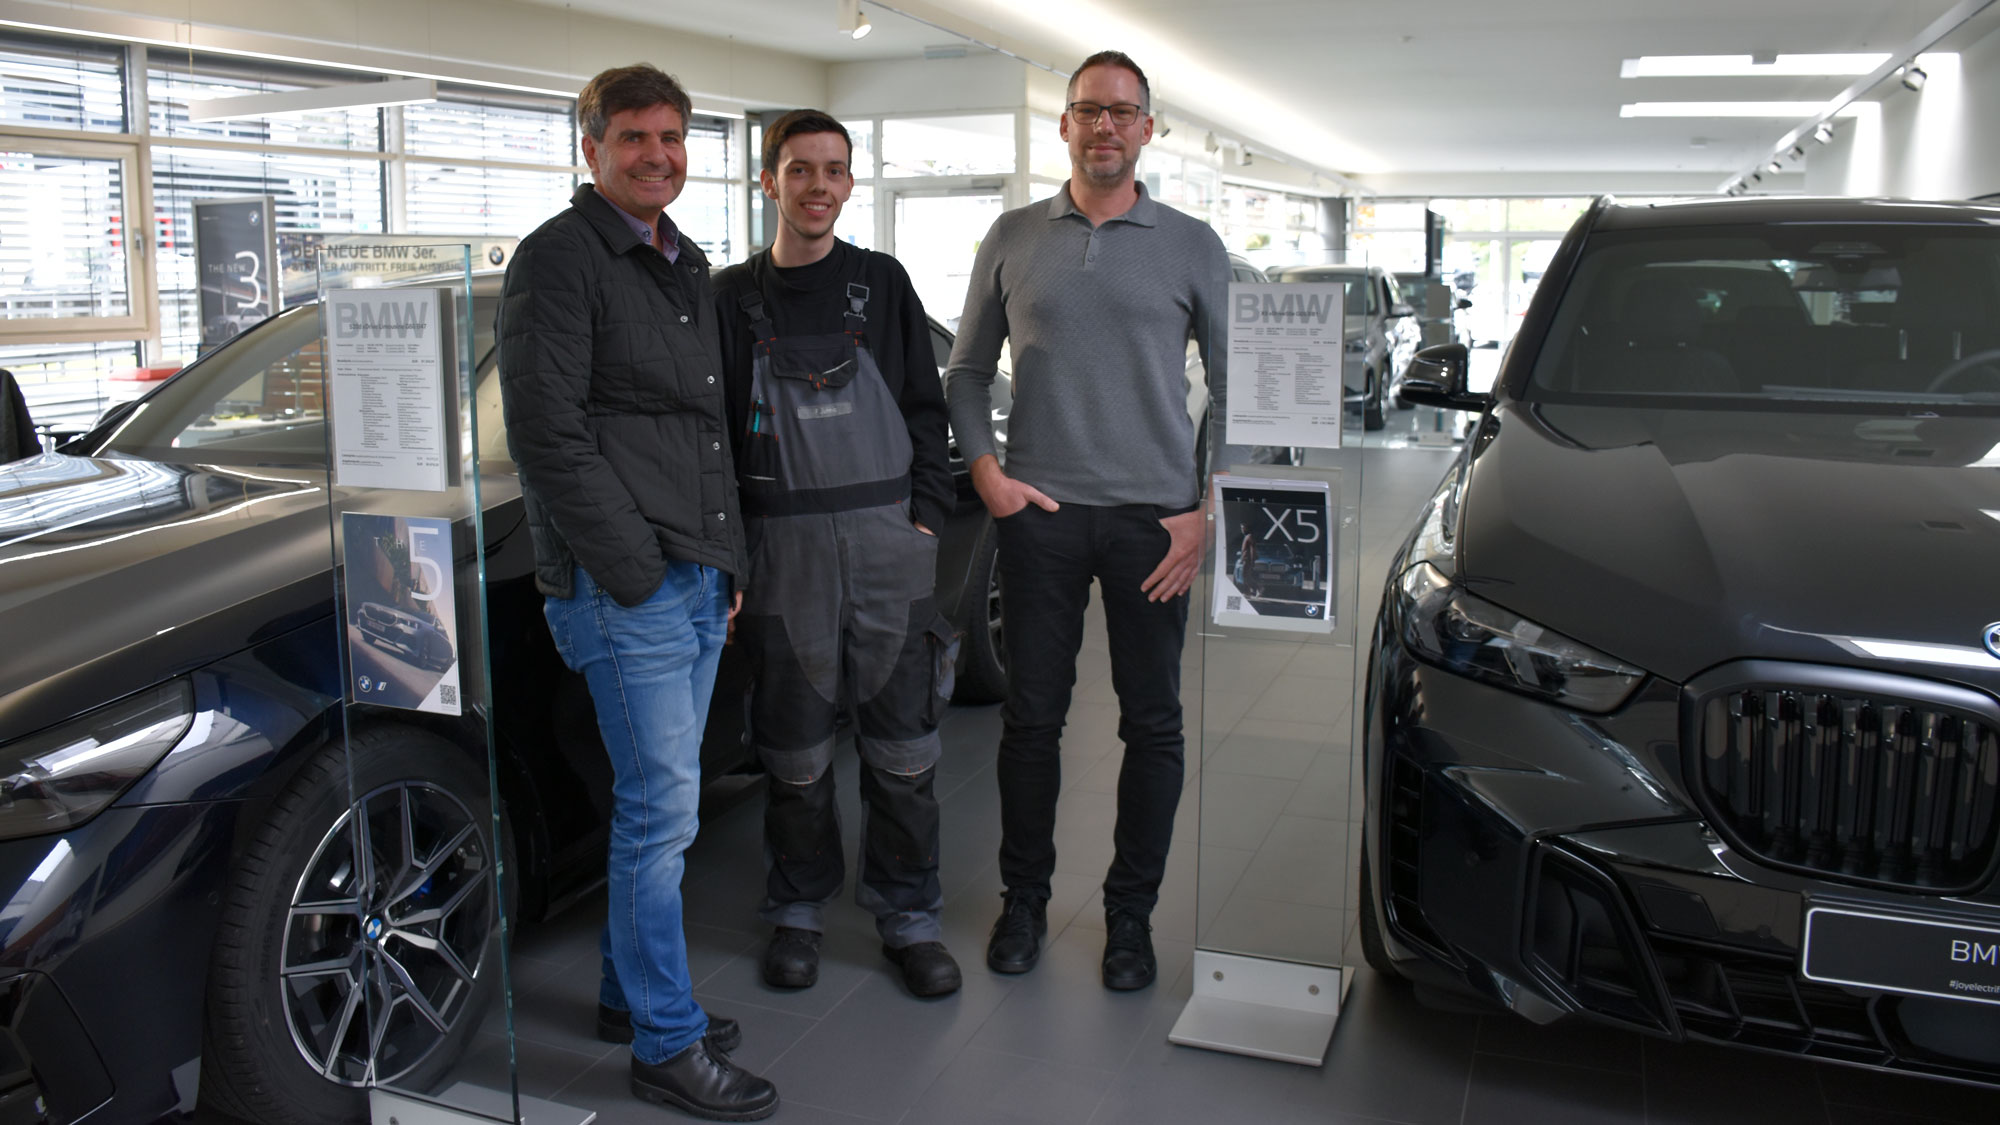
[744,334,910,493]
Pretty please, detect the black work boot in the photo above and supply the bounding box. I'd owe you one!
[883,941,963,997]
[630,1036,778,1121]
[762,926,821,989]
[1102,910,1156,990]
[985,892,1048,974]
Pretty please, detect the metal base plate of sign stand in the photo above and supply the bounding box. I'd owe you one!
[371,1084,595,1125]
[1168,951,1349,1066]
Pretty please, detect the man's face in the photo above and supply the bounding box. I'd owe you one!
[1059,64,1153,187]
[581,102,688,220]
[761,131,854,243]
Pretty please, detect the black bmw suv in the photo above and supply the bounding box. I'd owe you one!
[1366,197,2000,1086]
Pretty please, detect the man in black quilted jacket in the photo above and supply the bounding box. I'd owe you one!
[498,63,776,1122]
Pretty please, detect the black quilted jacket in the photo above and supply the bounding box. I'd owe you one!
[498,184,745,606]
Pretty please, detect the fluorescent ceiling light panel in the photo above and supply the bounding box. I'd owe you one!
[1621,54,1890,78]
[1620,101,1865,118]
[190,77,436,121]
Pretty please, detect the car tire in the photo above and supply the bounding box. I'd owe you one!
[1362,373,1387,432]
[1357,844,1402,980]
[201,725,506,1125]
[953,517,1007,704]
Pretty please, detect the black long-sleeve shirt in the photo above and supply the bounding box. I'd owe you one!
[713,242,952,534]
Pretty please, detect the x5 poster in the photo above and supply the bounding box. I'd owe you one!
[1210,476,1336,634]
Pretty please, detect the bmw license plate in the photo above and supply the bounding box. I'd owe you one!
[1802,906,2000,1006]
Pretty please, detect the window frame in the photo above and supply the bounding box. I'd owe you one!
[0,131,155,343]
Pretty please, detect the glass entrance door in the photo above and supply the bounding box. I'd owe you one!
[887,190,1004,328]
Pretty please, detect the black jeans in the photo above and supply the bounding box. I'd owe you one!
[994,503,1189,916]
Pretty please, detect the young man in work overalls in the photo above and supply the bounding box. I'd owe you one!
[713,109,962,998]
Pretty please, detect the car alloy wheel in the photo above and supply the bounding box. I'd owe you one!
[202,725,504,1125]
[953,517,1008,703]
[281,777,492,1086]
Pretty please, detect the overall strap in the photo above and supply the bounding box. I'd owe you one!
[738,288,778,350]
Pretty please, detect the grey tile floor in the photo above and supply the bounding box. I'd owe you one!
[468,415,2000,1124]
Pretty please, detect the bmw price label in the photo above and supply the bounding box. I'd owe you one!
[1224,282,1348,450]
[325,286,453,492]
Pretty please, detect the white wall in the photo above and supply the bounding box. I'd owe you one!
[827,53,1027,118]
[1803,26,2000,200]
[0,0,827,111]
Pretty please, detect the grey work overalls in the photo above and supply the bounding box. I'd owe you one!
[734,272,956,944]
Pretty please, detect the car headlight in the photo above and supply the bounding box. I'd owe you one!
[1396,562,1643,713]
[0,681,194,840]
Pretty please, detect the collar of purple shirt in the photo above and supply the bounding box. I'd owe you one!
[603,195,683,263]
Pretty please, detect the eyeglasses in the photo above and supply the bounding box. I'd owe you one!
[1067,101,1145,127]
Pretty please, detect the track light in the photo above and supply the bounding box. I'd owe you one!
[1813,122,1835,144]
[837,0,871,39]
[1750,172,1763,184]
[1766,159,1783,175]
[1788,144,1805,160]
[1203,131,1219,154]
[1901,64,1926,91]
[1157,114,1171,138]
[1237,147,1253,167]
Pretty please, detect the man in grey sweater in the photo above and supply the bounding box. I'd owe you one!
[944,49,1229,991]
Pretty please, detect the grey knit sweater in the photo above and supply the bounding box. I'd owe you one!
[944,183,1228,511]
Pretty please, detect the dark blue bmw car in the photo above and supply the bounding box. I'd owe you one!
[0,276,1003,1124]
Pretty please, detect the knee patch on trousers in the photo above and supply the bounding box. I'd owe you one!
[856,730,941,777]
[758,736,836,786]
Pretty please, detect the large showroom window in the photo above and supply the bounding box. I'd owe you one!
[151,146,386,360]
[1217,183,1324,266]
[403,95,578,237]
[1429,197,1594,347]
[0,35,125,133]
[0,144,142,332]
[0,28,753,435]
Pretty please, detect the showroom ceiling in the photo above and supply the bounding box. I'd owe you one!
[524,0,1990,187]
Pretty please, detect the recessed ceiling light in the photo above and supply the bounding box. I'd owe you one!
[1620,102,1864,118]
[1620,53,1890,78]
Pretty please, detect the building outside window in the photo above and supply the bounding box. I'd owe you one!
[0,31,750,435]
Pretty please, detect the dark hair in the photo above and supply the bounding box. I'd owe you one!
[761,109,852,173]
[1066,50,1150,111]
[577,64,692,141]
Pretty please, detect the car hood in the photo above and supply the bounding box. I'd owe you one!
[1455,403,2000,687]
[0,453,338,740]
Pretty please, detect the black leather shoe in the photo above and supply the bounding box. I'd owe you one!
[985,893,1047,974]
[883,941,963,997]
[1102,910,1156,990]
[630,1036,778,1121]
[595,1005,741,1053]
[761,926,821,989]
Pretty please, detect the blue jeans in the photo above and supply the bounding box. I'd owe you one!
[544,561,728,1063]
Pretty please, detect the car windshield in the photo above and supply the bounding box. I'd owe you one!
[96,289,502,467]
[1277,270,1370,316]
[1526,223,2000,409]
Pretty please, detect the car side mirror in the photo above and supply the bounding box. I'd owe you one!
[1455,297,1473,311]
[1397,343,1491,411]
[1388,303,1416,319]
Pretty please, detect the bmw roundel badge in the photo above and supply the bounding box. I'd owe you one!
[1984,622,2000,660]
